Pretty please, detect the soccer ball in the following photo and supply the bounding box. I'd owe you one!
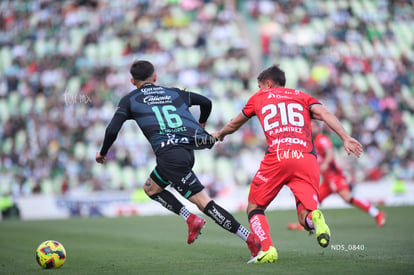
[35,240,66,269]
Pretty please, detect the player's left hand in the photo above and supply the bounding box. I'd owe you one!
[95,152,106,164]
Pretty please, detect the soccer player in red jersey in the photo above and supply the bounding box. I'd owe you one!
[213,65,363,264]
[288,121,386,231]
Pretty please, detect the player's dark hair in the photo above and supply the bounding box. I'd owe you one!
[130,60,155,81]
[257,65,286,87]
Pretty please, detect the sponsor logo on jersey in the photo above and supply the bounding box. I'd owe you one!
[282,89,301,95]
[270,137,307,147]
[263,89,301,97]
[143,95,172,105]
[267,92,291,100]
[141,86,164,94]
[275,148,305,161]
[272,140,306,161]
[160,134,190,148]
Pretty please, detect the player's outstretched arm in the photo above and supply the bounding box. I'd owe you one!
[310,104,363,158]
[212,112,249,141]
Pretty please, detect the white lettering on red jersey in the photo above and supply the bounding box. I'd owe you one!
[242,87,321,153]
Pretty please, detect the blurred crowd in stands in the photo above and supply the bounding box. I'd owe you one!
[0,0,413,201]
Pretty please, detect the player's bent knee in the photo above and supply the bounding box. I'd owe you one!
[143,178,163,196]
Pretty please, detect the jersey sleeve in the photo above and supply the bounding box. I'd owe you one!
[99,96,130,156]
[304,93,322,116]
[115,95,131,118]
[189,92,212,123]
[242,94,256,118]
[174,88,191,106]
[177,89,212,123]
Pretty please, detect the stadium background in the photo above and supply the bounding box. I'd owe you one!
[0,0,413,219]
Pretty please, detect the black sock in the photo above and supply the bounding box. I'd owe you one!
[203,200,240,233]
[149,190,184,215]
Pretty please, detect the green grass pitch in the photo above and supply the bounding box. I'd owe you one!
[0,206,413,274]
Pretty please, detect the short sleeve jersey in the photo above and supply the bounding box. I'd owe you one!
[242,87,321,153]
[116,83,213,153]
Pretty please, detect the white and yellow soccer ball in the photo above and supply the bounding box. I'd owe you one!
[35,240,66,269]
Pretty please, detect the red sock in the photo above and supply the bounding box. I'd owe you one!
[351,197,371,212]
[249,214,273,251]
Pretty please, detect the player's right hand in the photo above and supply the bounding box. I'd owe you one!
[344,138,363,158]
[95,152,106,164]
[211,132,223,141]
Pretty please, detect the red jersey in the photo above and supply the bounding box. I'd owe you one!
[242,87,321,153]
[314,133,343,175]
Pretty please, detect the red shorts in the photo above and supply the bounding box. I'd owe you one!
[248,152,320,214]
[318,171,349,202]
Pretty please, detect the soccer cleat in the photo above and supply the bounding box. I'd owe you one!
[311,210,330,248]
[375,211,386,227]
[287,223,305,231]
[246,233,261,257]
[186,214,206,244]
[247,246,278,264]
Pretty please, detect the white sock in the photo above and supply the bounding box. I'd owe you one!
[236,225,250,242]
[179,206,191,221]
[368,206,379,217]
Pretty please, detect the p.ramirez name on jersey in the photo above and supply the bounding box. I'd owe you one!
[268,126,302,136]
